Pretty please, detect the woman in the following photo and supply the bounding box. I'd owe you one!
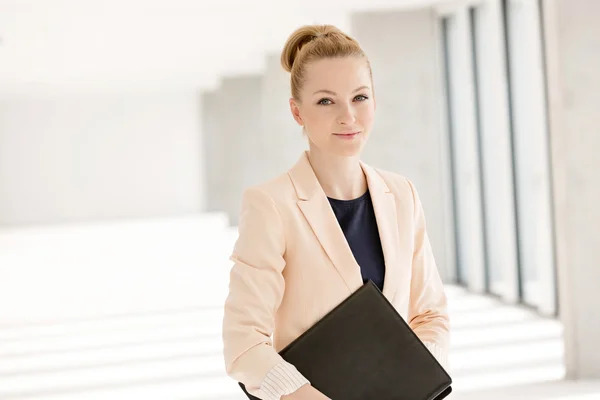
[222,24,450,400]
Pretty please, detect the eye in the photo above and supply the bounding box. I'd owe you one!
[317,98,333,105]
[354,95,369,102]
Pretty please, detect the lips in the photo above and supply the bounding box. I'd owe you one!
[334,131,360,136]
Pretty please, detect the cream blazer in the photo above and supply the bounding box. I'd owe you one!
[222,151,450,397]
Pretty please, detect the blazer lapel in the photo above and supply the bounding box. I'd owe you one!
[288,152,402,301]
[360,161,401,301]
[288,152,363,293]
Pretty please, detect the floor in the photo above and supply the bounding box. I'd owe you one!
[0,214,598,399]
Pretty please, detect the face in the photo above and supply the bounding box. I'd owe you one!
[289,57,375,158]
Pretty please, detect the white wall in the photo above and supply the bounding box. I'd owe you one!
[544,0,600,379]
[0,91,205,226]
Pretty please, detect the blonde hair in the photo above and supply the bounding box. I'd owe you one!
[280,24,372,100]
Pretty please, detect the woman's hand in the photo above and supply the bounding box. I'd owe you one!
[281,384,330,399]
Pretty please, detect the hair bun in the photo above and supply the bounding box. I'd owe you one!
[280,25,341,73]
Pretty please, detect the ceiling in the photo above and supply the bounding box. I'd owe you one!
[0,0,442,96]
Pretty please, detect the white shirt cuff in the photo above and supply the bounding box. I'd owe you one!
[424,341,449,372]
[253,361,310,400]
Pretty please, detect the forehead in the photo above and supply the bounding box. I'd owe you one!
[302,57,371,94]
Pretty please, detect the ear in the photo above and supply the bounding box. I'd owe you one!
[289,97,304,127]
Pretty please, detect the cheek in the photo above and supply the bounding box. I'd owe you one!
[304,108,330,130]
[359,104,375,127]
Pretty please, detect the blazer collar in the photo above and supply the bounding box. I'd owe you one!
[288,151,400,300]
[288,151,391,200]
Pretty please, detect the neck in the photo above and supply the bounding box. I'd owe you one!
[306,146,367,200]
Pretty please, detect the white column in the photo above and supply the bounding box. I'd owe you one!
[201,90,221,213]
[214,75,264,226]
[442,7,487,292]
[260,53,307,181]
[472,0,520,303]
[506,0,557,314]
[543,0,600,379]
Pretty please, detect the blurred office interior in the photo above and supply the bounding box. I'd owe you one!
[0,0,599,398]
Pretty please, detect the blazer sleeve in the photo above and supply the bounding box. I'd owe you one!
[222,186,309,400]
[405,179,451,370]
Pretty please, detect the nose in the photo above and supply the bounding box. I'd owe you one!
[336,103,356,126]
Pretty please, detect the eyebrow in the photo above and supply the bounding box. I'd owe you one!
[313,85,371,96]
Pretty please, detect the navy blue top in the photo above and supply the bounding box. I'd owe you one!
[327,190,386,291]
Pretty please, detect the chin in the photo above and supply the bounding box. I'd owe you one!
[330,144,363,158]
[309,134,367,157]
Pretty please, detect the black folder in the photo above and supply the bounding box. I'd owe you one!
[238,280,452,399]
